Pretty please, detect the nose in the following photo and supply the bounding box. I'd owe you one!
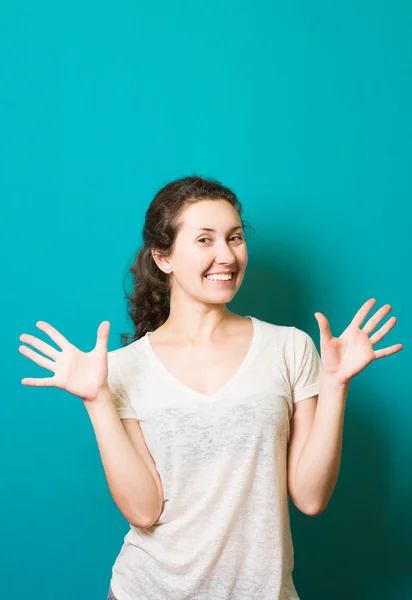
[214,240,237,267]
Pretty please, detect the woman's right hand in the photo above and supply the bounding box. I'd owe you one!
[19,321,111,404]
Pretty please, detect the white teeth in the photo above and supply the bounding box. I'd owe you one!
[206,273,233,281]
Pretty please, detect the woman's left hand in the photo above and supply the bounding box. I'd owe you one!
[314,298,403,385]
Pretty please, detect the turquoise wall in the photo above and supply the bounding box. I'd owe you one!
[1,1,410,598]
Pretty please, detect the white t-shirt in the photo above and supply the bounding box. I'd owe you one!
[107,315,322,600]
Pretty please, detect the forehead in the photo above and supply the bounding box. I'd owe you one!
[179,199,241,231]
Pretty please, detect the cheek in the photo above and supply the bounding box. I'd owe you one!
[175,249,209,276]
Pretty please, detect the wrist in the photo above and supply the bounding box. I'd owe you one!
[319,372,350,401]
[83,384,111,410]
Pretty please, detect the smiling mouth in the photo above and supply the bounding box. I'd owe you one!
[204,272,236,282]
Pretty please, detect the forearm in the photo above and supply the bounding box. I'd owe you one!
[294,374,349,514]
[84,386,161,528]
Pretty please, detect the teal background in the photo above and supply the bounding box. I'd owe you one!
[1,1,411,598]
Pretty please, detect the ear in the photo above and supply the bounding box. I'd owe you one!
[151,249,171,274]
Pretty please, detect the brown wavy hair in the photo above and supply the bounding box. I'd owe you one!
[120,175,254,345]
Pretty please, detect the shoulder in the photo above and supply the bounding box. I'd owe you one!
[108,336,145,360]
[106,338,147,403]
[253,315,315,340]
[290,326,319,352]
[107,336,147,379]
[250,315,294,343]
[250,316,319,361]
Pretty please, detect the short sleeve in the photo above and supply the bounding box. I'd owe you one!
[107,351,137,419]
[291,327,322,403]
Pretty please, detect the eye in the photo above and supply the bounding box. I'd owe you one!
[198,235,243,244]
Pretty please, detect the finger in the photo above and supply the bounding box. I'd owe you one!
[19,345,56,372]
[369,316,397,345]
[350,298,377,329]
[374,344,404,359]
[19,334,60,361]
[362,304,392,336]
[36,321,70,349]
[314,312,333,344]
[95,321,110,351]
[21,377,56,387]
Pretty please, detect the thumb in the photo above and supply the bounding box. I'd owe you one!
[95,320,110,351]
[314,312,333,345]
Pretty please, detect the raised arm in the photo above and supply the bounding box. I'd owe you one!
[19,320,163,528]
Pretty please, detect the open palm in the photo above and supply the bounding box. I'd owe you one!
[19,320,110,403]
[314,299,403,385]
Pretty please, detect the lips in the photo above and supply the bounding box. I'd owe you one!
[204,271,236,276]
[204,272,236,284]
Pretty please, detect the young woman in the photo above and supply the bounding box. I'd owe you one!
[19,176,403,600]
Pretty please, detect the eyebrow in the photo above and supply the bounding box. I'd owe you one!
[196,225,243,233]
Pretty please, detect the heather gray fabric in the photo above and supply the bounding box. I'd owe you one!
[107,316,321,600]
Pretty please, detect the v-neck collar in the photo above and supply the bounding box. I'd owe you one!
[142,316,260,402]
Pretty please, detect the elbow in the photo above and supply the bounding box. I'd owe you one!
[129,510,158,528]
[302,504,324,517]
[129,501,165,529]
[129,517,156,529]
[300,500,328,517]
[291,493,328,516]
[128,510,158,529]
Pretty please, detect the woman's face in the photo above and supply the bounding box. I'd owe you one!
[166,199,248,304]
